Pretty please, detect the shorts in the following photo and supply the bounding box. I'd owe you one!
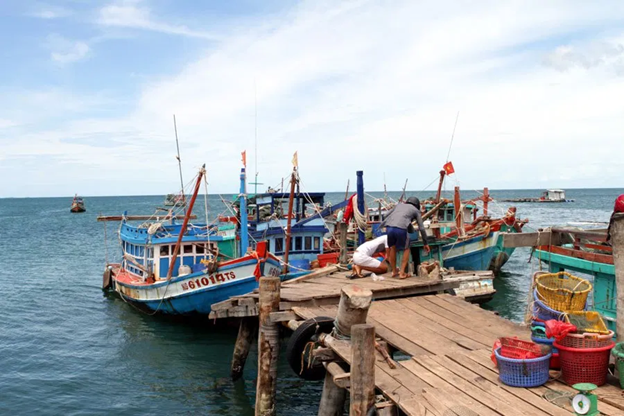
[353,251,382,268]
[386,226,409,250]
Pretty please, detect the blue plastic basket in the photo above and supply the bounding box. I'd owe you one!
[531,335,558,353]
[495,347,551,387]
[533,289,565,321]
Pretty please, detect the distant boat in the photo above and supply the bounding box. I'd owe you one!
[502,189,575,203]
[70,195,86,213]
[163,193,187,207]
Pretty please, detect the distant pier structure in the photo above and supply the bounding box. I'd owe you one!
[501,189,574,203]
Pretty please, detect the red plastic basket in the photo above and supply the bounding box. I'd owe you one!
[499,337,544,359]
[553,341,614,386]
[558,331,614,349]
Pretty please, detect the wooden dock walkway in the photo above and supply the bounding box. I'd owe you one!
[209,266,494,320]
[294,294,624,416]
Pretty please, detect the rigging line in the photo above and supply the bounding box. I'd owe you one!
[173,114,186,215]
[445,111,460,163]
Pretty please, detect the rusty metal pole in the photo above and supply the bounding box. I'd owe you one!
[255,277,281,416]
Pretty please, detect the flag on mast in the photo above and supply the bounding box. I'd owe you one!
[443,161,455,175]
[241,150,247,167]
[292,151,298,168]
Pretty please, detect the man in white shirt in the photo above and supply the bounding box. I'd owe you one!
[352,235,389,277]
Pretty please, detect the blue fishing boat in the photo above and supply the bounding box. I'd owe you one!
[101,166,283,315]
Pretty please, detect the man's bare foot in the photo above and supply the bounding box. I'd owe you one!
[399,272,410,279]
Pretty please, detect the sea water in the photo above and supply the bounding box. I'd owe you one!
[0,188,621,415]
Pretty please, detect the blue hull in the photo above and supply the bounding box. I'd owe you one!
[441,232,499,271]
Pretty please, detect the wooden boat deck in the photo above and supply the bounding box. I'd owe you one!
[209,266,494,319]
[294,294,624,416]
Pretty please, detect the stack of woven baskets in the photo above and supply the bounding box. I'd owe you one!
[531,271,614,386]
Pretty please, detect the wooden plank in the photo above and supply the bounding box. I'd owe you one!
[269,311,297,323]
[447,351,573,416]
[538,245,614,265]
[282,265,341,285]
[96,214,196,221]
[465,349,624,416]
[551,227,608,242]
[501,231,564,248]
[369,301,480,355]
[398,298,494,347]
[400,359,500,416]
[427,354,553,416]
[411,296,527,340]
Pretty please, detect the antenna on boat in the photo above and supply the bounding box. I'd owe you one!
[446,111,460,163]
[173,114,187,214]
[248,81,263,194]
[383,172,388,200]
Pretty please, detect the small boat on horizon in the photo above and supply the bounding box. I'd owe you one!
[163,192,187,207]
[70,195,86,213]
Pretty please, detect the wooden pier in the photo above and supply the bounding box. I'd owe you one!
[294,293,624,415]
[209,265,495,320]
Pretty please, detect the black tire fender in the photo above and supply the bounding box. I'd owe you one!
[286,316,335,380]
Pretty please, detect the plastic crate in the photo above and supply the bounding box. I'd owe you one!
[535,272,591,312]
[612,342,624,389]
[494,348,551,387]
[499,337,544,360]
[554,341,614,386]
[564,311,609,335]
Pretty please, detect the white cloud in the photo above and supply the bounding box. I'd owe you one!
[4,0,624,196]
[543,42,624,73]
[31,5,72,19]
[98,0,218,40]
[45,34,90,64]
[0,119,17,129]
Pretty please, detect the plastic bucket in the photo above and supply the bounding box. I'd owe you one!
[289,259,311,271]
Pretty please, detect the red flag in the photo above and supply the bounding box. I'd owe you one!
[241,150,246,167]
[443,161,455,175]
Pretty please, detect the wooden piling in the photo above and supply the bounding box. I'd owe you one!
[318,365,347,416]
[255,277,281,416]
[231,317,258,381]
[338,222,348,265]
[334,285,373,338]
[611,212,624,343]
[350,324,376,416]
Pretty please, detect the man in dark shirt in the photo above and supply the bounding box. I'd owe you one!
[380,197,430,278]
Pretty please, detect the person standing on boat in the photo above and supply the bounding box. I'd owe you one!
[380,197,430,278]
[352,235,390,277]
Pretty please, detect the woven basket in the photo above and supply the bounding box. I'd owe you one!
[535,272,591,312]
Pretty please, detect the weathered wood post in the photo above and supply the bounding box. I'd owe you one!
[611,212,624,342]
[231,317,258,381]
[339,222,348,265]
[255,277,281,416]
[350,324,376,416]
[335,284,373,338]
[318,366,347,416]
[317,285,373,415]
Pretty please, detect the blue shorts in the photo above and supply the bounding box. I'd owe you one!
[386,226,409,250]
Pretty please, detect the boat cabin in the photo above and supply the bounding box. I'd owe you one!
[119,220,238,280]
[541,189,566,202]
[245,192,329,263]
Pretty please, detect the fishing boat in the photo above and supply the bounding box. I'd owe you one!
[70,195,86,213]
[502,189,575,203]
[100,166,283,315]
[163,192,187,207]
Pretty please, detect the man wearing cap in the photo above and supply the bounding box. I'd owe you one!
[380,197,430,278]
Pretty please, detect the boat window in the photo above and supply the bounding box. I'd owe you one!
[147,248,153,259]
[183,244,193,254]
[160,245,169,256]
[196,244,205,254]
[304,236,312,250]
[446,209,454,222]
[295,237,302,251]
[314,237,320,250]
[275,237,284,253]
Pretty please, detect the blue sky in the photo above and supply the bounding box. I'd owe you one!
[1,0,624,197]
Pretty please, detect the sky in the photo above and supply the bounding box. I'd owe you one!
[1,0,624,197]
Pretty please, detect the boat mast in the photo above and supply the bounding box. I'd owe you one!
[166,165,205,280]
[239,167,249,255]
[453,186,465,238]
[282,159,298,274]
[173,114,187,213]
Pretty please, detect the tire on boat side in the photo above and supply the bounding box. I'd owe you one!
[286,316,335,381]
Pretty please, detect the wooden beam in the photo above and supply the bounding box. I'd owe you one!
[269,311,297,323]
[231,317,258,382]
[318,362,347,415]
[610,213,624,343]
[501,230,567,248]
[96,214,196,222]
[539,245,614,265]
[350,324,376,416]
